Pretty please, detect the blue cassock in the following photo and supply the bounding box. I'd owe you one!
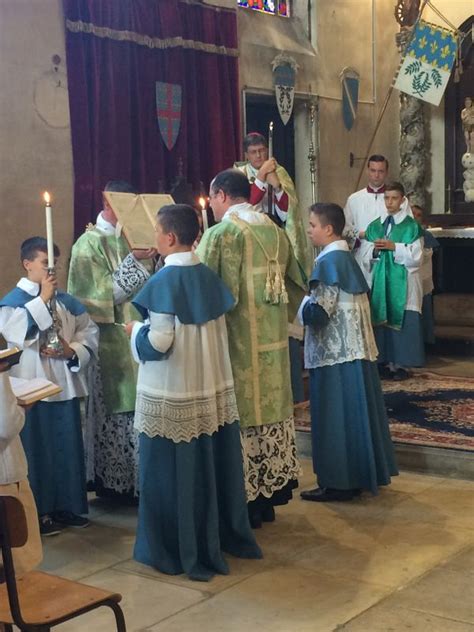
[302,249,398,495]
[130,262,262,581]
[0,286,88,517]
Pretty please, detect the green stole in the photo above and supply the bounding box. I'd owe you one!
[366,215,422,330]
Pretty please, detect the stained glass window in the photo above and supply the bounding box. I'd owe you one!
[237,0,290,17]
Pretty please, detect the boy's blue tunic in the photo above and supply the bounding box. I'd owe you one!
[301,243,398,494]
[131,254,262,581]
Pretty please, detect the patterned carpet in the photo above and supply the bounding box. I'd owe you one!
[294,372,474,452]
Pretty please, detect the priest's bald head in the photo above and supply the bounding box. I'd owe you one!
[209,169,250,220]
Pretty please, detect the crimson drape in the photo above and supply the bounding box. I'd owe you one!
[63,0,240,237]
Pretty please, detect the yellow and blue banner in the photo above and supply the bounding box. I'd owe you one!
[394,20,458,106]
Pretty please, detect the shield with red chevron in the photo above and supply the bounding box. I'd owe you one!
[156,82,182,151]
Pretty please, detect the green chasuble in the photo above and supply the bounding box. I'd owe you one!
[366,215,423,330]
[67,226,141,414]
[234,161,313,279]
[197,213,306,429]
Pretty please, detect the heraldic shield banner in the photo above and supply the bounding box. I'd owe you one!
[341,67,359,131]
[272,54,297,126]
[156,82,182,151]
[394,20,457,107]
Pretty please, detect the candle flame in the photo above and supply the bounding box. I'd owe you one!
[199,196,206,210]
[43,191,51,204]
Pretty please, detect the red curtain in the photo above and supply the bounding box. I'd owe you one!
[63,0,240,237]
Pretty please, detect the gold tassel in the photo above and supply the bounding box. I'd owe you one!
[264,273,272,303]
[280,278,289,304]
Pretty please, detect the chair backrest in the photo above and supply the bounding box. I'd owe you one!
[0,496,28,549]
[0,496,29,628]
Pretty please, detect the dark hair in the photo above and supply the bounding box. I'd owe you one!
[104,180,138,194]
[211,169,251,200]
[309,203,345,236]
[367,154,389,169]
[20,237,60,263]
[384,181,405,196]
[156,204,200,246]
[243,132,267,152]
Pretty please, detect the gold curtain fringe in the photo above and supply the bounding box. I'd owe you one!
[65,19,239,57]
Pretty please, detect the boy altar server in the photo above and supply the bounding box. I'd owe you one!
[365,182,425,380]
[0,362,42,573]
[126,205,261,582]
[299,204,398,502]
[0,237,99,535]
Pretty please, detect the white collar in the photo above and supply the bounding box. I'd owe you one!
[379,207,408,225]
[367,183,384,192]
[316,240,349,262]
[17,277,40,296]
[222,202,267,224]
[96,211,116,236]
[163,251,200,267]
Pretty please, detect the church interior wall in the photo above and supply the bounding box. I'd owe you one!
[312,0,402,207]
[0,0,73,297]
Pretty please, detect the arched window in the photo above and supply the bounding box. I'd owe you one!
[237,0,290,17]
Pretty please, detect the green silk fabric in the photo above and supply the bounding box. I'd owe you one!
[365,216,423,330]
[234,161,313,279]
[197,216,306,429]
[68,227,141,414]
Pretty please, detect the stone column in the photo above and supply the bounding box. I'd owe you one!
[397,28,426,207]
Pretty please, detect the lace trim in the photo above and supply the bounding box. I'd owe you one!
[312,284,338,317]
[112,253,150,298]
[134,385,239,443]
[304,288,378,369]
[85,361,139,494]
[241,416,301,501]
[66,19,239,58]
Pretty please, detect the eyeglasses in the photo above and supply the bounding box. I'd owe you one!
[247,147,267,156]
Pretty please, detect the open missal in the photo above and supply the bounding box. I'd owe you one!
[104,192,175,249]
[9,377,62,406]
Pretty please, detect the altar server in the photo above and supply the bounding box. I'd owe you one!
[127,204,261,581]
[344,155,412,285]
[365,182,425,380]
[0,237,98,535]
[0,362,42,573]
[299,203,398,501]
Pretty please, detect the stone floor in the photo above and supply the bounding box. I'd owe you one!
[425,354,474,378]
[38,461,474,632]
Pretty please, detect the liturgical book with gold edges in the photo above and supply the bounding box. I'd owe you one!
[0,346,22,369]
[104,192,175,249]
[9,376,62,406]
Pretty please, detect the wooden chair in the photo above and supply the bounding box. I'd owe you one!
[0,496,126,631]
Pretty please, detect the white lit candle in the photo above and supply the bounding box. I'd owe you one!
[199,196,209,232]
[43,191,55,269]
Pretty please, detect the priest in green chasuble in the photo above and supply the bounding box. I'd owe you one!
[68,180,156,496]
[234,132,312,402]
[197,169,307,528]
[234,132,313,278]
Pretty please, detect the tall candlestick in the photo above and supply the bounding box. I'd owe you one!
[199,197,209,232]
[43,191,54,268]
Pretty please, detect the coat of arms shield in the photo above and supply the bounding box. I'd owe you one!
[272,54,298,126]
[156,82,182,151]
[341,67,359,131]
